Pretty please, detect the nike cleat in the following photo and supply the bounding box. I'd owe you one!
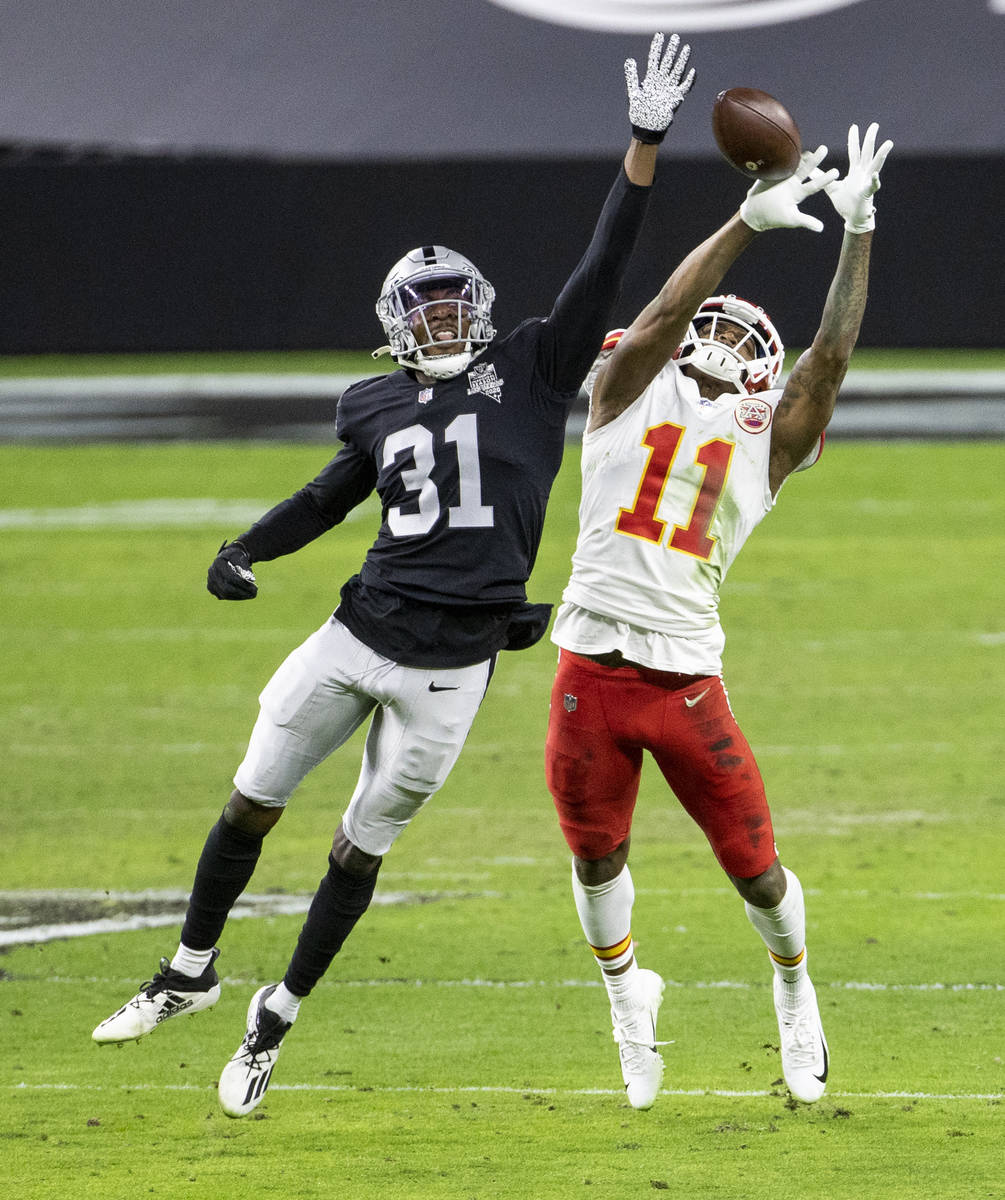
[611,968,668,1110]
[92,950,221,1044]
[218,984,292,1118]
[773,973,829,1103]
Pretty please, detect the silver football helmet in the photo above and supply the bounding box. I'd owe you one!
[674,294,784,394]
[374,245,495,380]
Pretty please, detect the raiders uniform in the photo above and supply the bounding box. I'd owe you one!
[235,166,652,669]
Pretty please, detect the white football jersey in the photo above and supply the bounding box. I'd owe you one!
[553,361,822,674]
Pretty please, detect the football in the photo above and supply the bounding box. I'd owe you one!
[712,88,802,182]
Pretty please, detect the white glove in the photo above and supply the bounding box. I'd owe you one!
[625,32,695,144]
[739,147,839,233]
[824,122,893,233]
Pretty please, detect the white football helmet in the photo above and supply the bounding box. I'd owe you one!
[375,245,495,379]
[674,294,784,394]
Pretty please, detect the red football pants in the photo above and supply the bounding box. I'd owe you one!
[545,650,777,878]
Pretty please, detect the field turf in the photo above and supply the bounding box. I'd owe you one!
[1,436,1002,1199]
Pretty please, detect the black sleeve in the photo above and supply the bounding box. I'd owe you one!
[234,441,378,563]
[538,166,653,395]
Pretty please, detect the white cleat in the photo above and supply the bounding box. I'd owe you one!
[218,984,292,1118]
[92,951,221,1044]
[773,973,829,1103]
[611,968,667,1110]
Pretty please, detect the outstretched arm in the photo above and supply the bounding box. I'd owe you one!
[587,216,755,429]
[206,440,377,600]
[590,149,837,430]
[769,123,893,493]
[543,34,695,394]
[622,31,695,186]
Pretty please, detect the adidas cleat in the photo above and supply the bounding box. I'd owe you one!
[773,973,829,1103]
[611,968,667,1110]
[218,984,292,1118]
[92,950,221,1044]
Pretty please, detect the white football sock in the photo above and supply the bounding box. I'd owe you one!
[572,862,637,979]
[170,944,215,978]
[264,981,301,1023]
[744,865,809,988]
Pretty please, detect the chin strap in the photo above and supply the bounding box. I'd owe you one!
[370,344,483,380]
[412,349,475,380]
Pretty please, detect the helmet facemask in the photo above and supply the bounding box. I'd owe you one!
[375,246,496,380]
[674,295,784,394]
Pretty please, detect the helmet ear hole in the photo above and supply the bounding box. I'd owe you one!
[376,246,496,379]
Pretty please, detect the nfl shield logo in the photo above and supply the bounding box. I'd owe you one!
[563,693,577,712]
[418,387,434,405]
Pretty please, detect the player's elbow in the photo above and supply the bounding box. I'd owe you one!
[806,341,852,387]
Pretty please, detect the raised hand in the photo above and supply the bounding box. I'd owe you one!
[824,122,893,233]
[625,33,695,144]
[739,146,839,233]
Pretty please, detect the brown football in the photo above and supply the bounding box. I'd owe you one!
[712,88,802,182]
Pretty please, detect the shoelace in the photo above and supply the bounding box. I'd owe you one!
[612,1010,672,1052]
[142,958,211,998]
[243,1010,291,1060]
[139,959,175,997]
[617,1040,663,1079]
[779,1008,822,1067]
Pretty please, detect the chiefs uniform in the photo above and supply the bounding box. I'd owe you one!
[554,359,823,675]
[546,360,823,873]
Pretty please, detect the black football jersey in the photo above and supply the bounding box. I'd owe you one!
[235,166,651,666]
[337,318,569,606]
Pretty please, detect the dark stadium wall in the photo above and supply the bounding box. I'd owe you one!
[0,150,1000,355]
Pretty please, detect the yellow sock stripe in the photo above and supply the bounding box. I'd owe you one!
[768,947,805,968]
[590,933,633,962]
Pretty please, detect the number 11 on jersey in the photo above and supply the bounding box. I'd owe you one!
[615,422,734,560]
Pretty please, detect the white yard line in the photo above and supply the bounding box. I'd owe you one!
[27,975,1005,994]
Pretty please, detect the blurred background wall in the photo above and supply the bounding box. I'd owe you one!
[1,0,1002,355]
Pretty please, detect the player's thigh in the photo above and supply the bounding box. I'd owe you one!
[651,679,776,877]
[545,651,643,859]
[342,657,493,854]
[234,622,375,806]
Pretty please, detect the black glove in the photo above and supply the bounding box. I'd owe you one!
[207,541,258,600]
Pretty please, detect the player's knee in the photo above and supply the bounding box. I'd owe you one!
[224,789,284,836]
[729,857,784,907]
[560,819,625,863]
[574,838,630,886]
[331,823,382,877]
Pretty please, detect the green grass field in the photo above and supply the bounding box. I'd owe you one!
[1,346,1005,377]
[2,436,1002,1199]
